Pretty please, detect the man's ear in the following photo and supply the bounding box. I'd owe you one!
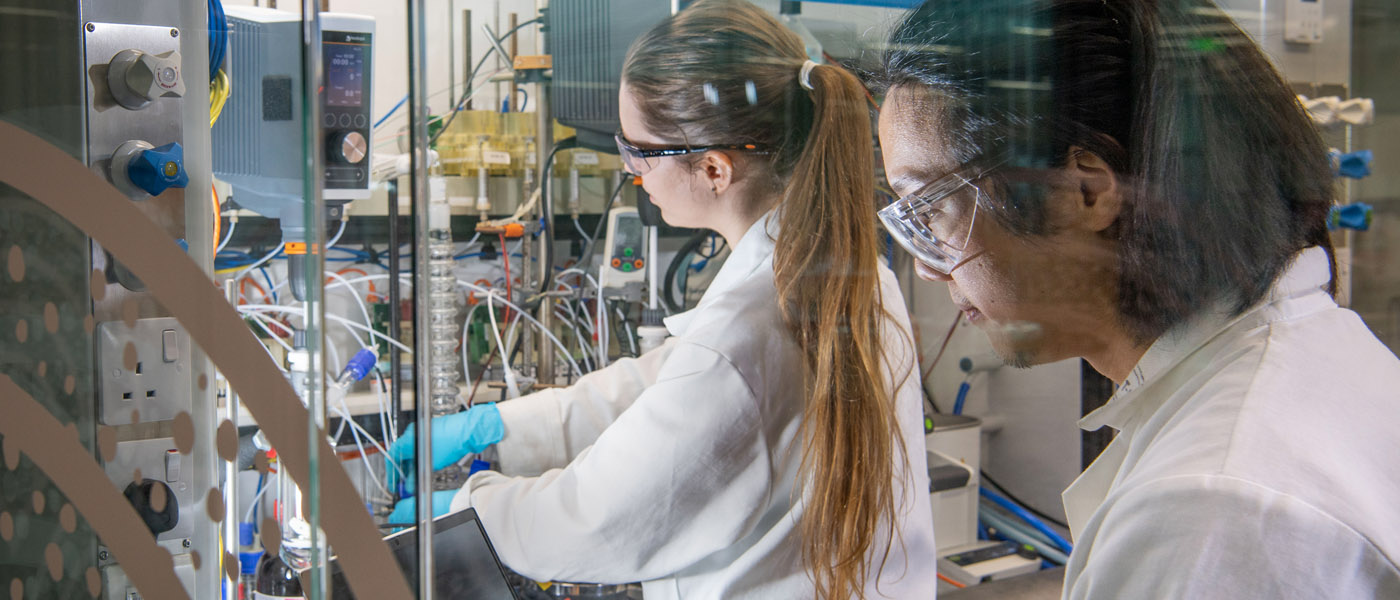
[1065,146,1123,233]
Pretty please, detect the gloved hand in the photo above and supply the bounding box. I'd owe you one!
[386,490,458,526]
[384,403,504,490]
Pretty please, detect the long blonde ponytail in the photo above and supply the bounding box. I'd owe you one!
[622,2,905,596]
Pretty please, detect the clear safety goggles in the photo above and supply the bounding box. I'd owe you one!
[878,163,993,274]
[614,132,770,177]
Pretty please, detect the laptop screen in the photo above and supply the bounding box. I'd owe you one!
[326,508,519,599]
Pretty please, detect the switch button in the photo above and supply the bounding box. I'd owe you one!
[162,329,178,362]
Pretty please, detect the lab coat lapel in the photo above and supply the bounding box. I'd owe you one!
[1062,248,1335,541]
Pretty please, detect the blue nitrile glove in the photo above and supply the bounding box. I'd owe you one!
[386,490,458,525]
[384,403,504,490]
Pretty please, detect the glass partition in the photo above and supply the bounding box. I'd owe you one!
[5,1,1397,599]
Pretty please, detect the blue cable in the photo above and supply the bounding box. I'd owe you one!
[952,380,971,415]
[258,267,278,303]
[516,88,529,112]
[374,95,409,129]
[979,487,1073,554]
[207,0,228,80]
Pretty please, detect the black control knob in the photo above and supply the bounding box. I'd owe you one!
[123,479,179,536]
[329,130,367,164]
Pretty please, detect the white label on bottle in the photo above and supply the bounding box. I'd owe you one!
[483,150,512,165]
[253,593,301,600]
[573,151,599,166]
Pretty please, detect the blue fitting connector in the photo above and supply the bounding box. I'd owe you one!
[1329,203,1374,231]
[1331,149,1373,179]
[339,348,378,384]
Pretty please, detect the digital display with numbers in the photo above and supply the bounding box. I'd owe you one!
[326,44,365,107]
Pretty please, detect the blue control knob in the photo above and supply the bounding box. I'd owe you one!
[127,142,189,197]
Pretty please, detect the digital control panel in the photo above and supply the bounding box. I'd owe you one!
[600,207,646,290]
[321,16,374,201]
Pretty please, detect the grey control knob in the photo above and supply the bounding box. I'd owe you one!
[107,49,185,110]
[330,130,368,164]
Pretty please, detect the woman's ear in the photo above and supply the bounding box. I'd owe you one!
[697,150,736,194]
[1066,146,1124,233]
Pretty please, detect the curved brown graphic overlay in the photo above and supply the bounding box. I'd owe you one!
[0,377,187,599]
[0,120,413,600]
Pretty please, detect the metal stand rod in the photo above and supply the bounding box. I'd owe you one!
[407,0,435,595]
[221,279,240,597]
[534,14,554,382]
[388,180,403,430]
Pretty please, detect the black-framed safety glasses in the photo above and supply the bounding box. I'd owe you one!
[614,132,771,177]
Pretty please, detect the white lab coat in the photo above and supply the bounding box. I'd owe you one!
[451,213,938,599]
[1062,247,1400,599]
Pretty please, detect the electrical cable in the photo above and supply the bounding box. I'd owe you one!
[979,487,1074,554]
[572,217,593,246]
[215,216,236,254]
[978,507,1069,565]
[979,500,1059,551]
[238,305,414,356]
[576,177,629,273]
[327,218,348,249]
[923,311,962,383]
[613,303,638,357]
[485,290,520,398]
[257,267,278,304]
[430,17,543,147]
[980,471,1070,529]
[534,137,579,300]
[234,246,282,292]
[663,230,713,313]
[937,573,966,589]
[952,378,971,416]
[499,233,512,322]
[323,270,374,349]
[373,95,409,129]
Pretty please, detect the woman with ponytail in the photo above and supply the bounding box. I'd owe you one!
[393,0,937,597]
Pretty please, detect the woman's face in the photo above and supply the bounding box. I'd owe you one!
[617,82,720,230]
[878,85,1122,367]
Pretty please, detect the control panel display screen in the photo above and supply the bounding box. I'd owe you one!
[326,44,365,107]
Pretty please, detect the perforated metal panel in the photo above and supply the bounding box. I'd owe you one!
[549,0,669,151]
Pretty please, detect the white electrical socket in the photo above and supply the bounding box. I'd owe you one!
[97,317,191,425]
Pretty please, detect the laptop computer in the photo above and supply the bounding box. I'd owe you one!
[322,508,520,599]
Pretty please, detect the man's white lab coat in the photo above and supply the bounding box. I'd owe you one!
[1062,247,1400,598]
[451,214,938,599]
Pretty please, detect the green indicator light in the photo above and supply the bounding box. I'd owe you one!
[621,264,633,272]
[623,247,634,257]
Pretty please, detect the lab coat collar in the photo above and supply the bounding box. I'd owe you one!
[663,211,778,336]
[1078,247,1334,433]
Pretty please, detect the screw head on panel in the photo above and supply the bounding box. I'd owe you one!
[86,23,95,32]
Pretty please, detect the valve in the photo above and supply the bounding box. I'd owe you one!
[107,49,185,110]
[111,141,189,198]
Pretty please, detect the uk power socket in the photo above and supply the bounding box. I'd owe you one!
[97,317,192,425]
